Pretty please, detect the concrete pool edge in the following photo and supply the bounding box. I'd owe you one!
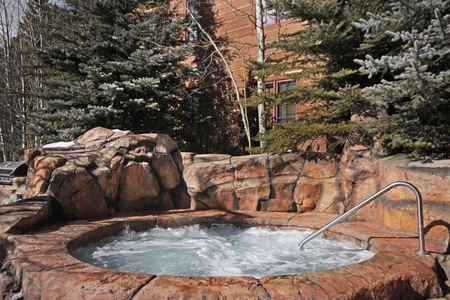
[1,209,445,299]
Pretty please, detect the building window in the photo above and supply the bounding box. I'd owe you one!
[262,0,284,26]
[266,79,297,124]
[186,0,199,42]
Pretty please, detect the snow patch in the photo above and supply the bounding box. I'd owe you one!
[43,141,76,149]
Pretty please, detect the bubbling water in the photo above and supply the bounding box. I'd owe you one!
[72,225,374,278]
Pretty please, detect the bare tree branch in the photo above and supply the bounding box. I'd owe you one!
[174,0,252,151]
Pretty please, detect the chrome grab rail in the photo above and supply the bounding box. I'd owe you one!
[298,181,429,255]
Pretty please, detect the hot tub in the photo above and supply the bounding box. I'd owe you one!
[71,223,375,278]
[2,210,443,299]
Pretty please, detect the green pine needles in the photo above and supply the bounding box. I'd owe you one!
[35,0,196,143]
[355,0,450,157]
[267,0,450,157]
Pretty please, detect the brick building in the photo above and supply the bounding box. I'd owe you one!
[182,0,310,126]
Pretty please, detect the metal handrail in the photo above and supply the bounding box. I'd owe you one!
[298,181,429,255]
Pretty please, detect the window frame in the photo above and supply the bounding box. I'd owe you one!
[186,0,199,43]
[265,79,298,124]
[262,0,284,26]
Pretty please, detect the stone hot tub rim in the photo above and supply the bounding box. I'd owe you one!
[4,209,444,300]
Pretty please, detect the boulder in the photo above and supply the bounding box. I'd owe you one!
[49,165,108,220]
[22,127,190,220]
[183,160,234,193]
[116,161,160,212]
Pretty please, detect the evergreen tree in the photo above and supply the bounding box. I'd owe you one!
[263,0,389,153]
[35,0,197,143]
[354,0,450,156]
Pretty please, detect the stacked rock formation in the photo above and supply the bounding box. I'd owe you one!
[182,148,450,248]
[23,127,190,220]
[182,152,341,214]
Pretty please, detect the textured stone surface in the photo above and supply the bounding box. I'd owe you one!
[21,127,190,220]
[1,128,449,298]
[0,210,444,299]
[183,152,344,214]
[116,161,161,212]
[260,250,441,300]
[133,276,270,300]
[182,149,450,247]
[377,155,450,204]
[0,177,26,205]
[0,196,52,234]
[184,160,234,193]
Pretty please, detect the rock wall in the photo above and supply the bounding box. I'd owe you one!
[182,152,341,214]
[4,127,449,246]
[22,127,191,220]
[182,145,450,247]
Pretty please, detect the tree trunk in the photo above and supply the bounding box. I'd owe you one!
[255,0,266,149]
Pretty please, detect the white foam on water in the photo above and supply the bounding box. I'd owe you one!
[72,225,375,278]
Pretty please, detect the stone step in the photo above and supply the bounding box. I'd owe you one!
[0,196,52,234]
